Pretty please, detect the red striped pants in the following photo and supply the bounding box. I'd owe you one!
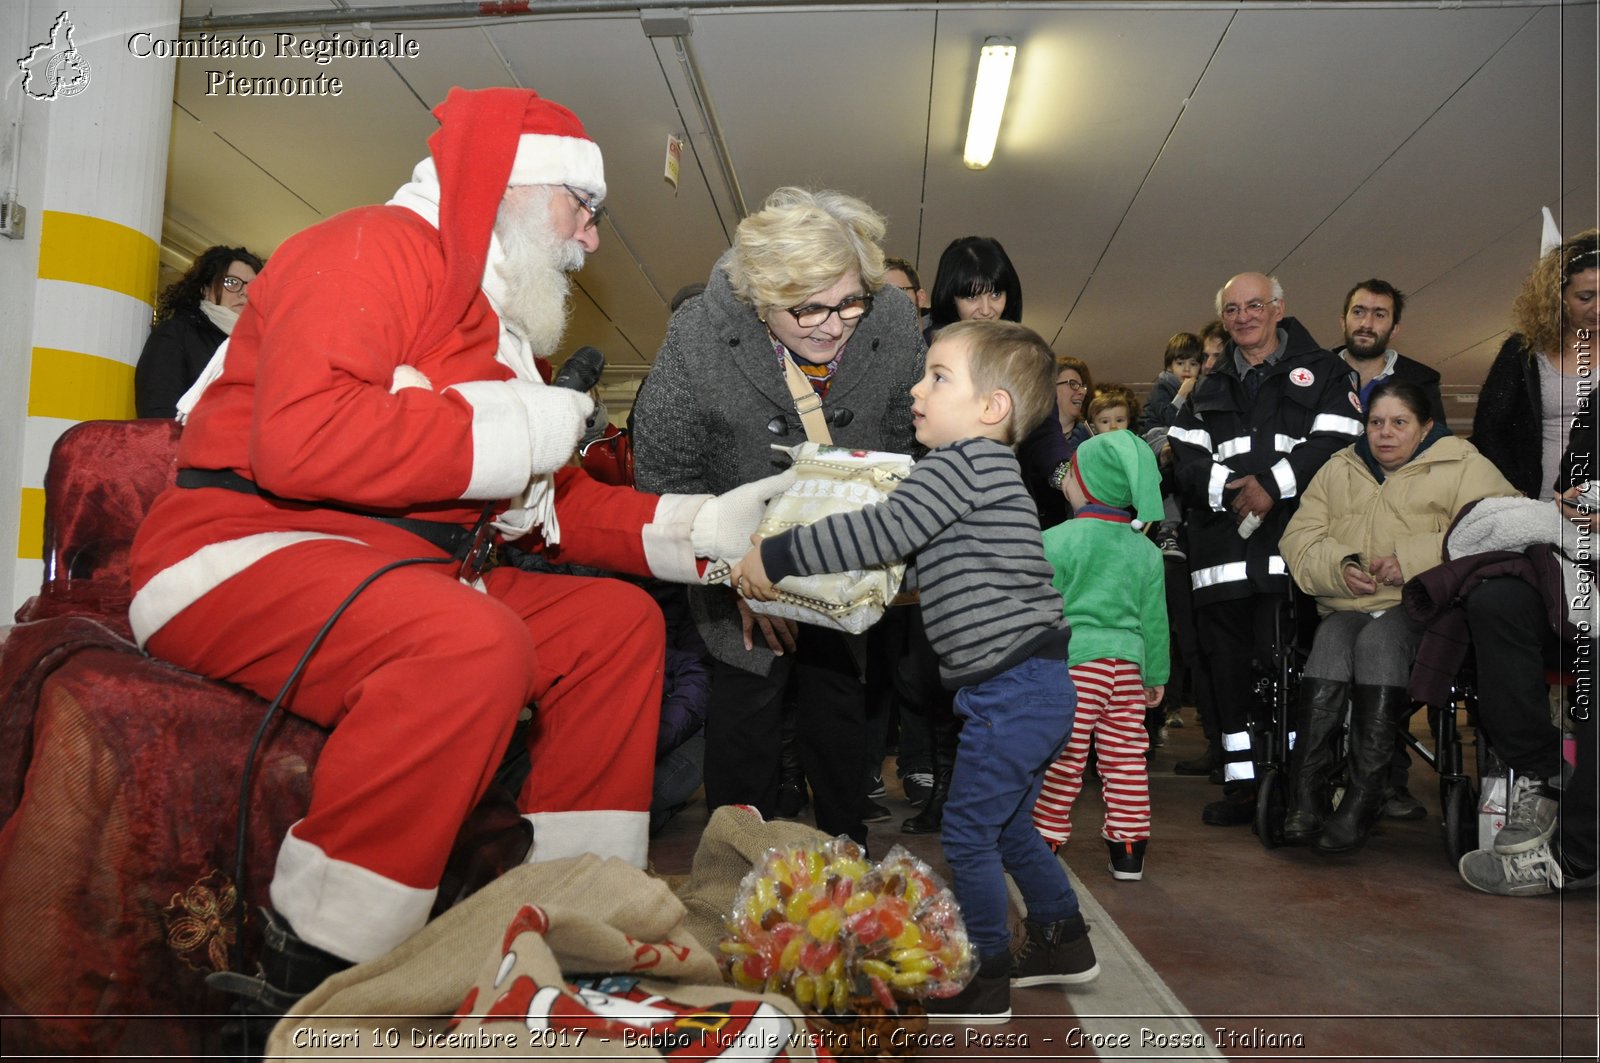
[1033,658,1151,846]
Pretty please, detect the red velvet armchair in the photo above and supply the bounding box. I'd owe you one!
[0,420,325,1056]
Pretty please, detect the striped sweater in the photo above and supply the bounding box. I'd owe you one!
[760,437,1071,688]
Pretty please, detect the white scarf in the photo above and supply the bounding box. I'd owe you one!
[199,298,240,335]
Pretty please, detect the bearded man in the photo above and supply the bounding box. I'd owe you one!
[1333,278,1447,424]
[128,87,787,1013]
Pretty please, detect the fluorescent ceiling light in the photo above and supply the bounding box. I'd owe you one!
[964,37,1016,170]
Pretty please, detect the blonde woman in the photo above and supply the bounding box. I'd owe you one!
[632,187,924,844]
[1472,229,1599,499]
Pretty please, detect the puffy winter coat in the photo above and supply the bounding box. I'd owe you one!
[1280,432,1519,615]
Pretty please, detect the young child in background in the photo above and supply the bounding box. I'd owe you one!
[1140,333,1204,434]
[731,319,1098,1023]
[1087,386,1139,435]
[1032,431,1169,881]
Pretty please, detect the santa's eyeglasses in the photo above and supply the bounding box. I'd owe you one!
[564,185,607,231]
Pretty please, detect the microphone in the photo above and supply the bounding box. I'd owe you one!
[552,346,606,392]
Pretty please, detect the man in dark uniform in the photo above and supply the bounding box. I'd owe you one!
[1169,272,1363,824]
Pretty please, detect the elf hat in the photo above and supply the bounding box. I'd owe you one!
[1070,431,1165,529]
[419,86,605,354]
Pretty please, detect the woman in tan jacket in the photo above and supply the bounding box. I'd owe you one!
[1279,379,1519,854]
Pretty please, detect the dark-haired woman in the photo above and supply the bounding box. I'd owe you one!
[928,236,1073,528]
[1279,380,1519,853]
[134,245,264,419]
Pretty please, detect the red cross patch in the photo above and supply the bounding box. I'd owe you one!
[1289,367,1315,387]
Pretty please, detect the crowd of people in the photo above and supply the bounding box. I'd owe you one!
[122,84,1595,1029]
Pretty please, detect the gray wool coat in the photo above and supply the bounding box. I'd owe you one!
[632,261,927,673]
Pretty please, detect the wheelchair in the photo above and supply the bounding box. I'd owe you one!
[1252,603,1487,864]
[1251,589,1312,848]
[1401,683,1484,865]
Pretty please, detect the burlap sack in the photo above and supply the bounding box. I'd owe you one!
[676,805,834,953]
[267,853,818,1061]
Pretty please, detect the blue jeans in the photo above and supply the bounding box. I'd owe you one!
[941,654,1080,958]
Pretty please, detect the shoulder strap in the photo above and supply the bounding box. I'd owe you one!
[782,355,833,445]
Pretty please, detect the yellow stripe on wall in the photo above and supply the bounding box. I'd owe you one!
[28,348,137,421]
[17,488,45,561]
[37,210,160,305]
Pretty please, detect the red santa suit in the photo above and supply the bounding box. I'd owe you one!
[128,89,719,964]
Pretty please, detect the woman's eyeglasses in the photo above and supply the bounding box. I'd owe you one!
[219,275,251,293]
[1056,378,1086,392]
[786,294,873,329]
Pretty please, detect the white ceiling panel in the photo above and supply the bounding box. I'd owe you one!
[165,1,1600,397]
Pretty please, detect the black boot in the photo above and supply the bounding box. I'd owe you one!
[207,908,352,1054]
[774,718,808,818]
[902,766,950,834]
[1174,738,1222,776]
[1281,678,1348,843]
[1316,685,1407,854]
[903,715,957,834]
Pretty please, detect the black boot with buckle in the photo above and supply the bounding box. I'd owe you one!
[207,908,353,1056]
[1282,678,1348,843]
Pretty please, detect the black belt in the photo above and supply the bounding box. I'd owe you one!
[176,468,487,562]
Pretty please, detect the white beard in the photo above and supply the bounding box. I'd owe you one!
[492,187,586,355]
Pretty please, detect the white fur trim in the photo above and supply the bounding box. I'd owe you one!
[390,365,433,393]
[508,133,606,200]
[445,379,538,499]
[522,810,647,868]
[643,494,708,583]
[271,825,437,963]
[1449,496,1567,557]
[129,532,362,648]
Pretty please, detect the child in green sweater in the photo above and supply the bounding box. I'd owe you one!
[1032,431,1170,880]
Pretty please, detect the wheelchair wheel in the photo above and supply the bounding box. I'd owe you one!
[1441,777,1478,864]
[1256,766,1287,848]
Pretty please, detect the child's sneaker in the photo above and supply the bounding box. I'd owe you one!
[1010,914,1099,987]
[1107,839,1147,881]
[926,952,1011,1024]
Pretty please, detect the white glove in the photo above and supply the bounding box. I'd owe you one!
[691,470,797,559]
[506,379,595,475]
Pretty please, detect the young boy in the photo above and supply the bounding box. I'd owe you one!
[731,319,1098,1023]
[1087,386,1139,435]
[1030,432,1169,880]
[1140,333,1204,433]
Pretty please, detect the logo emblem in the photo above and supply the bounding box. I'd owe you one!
[1289,367,1315,387]
[18,11,90,101]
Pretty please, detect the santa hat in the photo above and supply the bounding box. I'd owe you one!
[418,86,605,354]
[1070,431,1165,529]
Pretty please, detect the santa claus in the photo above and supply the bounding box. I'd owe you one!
[129,87,787,1016]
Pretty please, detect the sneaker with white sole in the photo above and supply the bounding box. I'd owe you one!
[1458,843,1564,896]
[1107,839,1147,881]
[927,953,1011,1024]
[1493,774,1559,854]
[1010,914,1099,987]
[901,771,934,805]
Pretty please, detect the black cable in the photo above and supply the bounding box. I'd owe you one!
[227,552,454,978]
